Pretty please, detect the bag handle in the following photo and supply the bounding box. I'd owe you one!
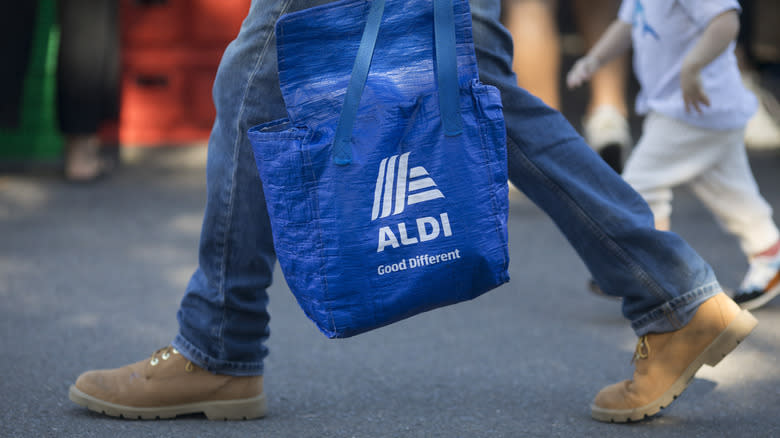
[333,0,463,165]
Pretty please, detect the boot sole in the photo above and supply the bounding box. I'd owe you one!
[590,309,758,423]
[68,385,266,420]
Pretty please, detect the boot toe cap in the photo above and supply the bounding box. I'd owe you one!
[593,380,633,410]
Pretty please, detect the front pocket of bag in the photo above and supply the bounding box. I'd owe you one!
[248,121,330,318]
[248,119,314,227]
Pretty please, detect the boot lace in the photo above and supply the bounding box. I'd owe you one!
[631,336,650,364]
[149,346,195,372]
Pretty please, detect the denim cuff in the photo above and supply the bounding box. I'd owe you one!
[630,281,723,336]
[172,334,265,377]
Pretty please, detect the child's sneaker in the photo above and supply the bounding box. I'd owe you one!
[733,243,780,310]
[583,105,632,174]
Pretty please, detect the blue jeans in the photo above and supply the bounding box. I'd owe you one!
[172,0,722,376]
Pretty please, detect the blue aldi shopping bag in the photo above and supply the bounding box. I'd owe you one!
[247,0,509,338]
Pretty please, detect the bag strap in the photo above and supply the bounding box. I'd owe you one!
[333,0,463,165]
[433,0,463,137]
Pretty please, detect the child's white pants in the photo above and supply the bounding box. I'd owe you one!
[623,112,779,256]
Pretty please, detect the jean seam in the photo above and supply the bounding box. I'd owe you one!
[215,0,296,359]
[506,134,674,312]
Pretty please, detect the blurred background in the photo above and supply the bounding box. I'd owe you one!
[1,0,777,177]
[0,0,251,178]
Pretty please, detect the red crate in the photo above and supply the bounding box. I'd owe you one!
[119,49,222,145]
[190,0,250,47]
[121,0,189,49]
[118,0,248,145]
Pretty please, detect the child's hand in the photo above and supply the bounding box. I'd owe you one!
[566,56,599,89]
[680,66,711,114]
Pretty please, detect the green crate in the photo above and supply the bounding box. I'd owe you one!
[0,0,63,164]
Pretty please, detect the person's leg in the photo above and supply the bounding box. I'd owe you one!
[685,128,780,309]
[686,128,778,256]
[501,0,561,109]
[473,3,716,334]
[571,0,631,172]
[619,127,675,231]
[69,0,329,420]
[620,112,732,232]
[740,1,780,150]
[170,0,289,377]
[57,0,119,181]
[470,0,756,422]
[584,113,676,297]
[571,0,628,118]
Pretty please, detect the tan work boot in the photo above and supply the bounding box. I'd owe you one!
[591,292,757,423]
[68,347,266,420]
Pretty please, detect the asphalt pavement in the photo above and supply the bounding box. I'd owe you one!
[1,143,780,438]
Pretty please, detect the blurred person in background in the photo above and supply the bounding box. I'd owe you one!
[568,0,780,310]
[0,1,119,182]
[739,0,780,150]
[502,0,632,172]
[57,0,120,181]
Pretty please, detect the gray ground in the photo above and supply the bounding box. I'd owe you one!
[1,144,779,438]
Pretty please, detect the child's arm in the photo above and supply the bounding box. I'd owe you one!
[680,9,740,113]
[566,20,632,89]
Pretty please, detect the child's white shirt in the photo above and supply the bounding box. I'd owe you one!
[618,0,757,130]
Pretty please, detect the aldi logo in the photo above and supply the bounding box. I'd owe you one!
[371,152,444,221]
[372,152,453,253]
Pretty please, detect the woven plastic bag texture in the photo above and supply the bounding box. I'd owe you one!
[248,0,509,338]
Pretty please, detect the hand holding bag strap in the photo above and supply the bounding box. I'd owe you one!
[333,0,463,165]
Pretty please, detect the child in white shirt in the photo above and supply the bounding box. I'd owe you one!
[567,0,780,310]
